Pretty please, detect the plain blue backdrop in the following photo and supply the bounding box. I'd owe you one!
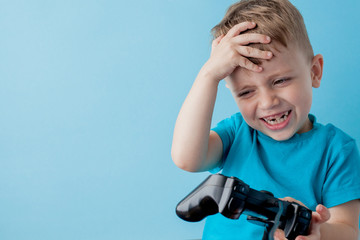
[0,0,359,239]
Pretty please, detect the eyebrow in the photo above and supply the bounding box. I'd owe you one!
[232,84,255,94]
[265,68,294,81]
[232,68,295,93]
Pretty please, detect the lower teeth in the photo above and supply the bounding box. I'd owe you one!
[266,114,288,125]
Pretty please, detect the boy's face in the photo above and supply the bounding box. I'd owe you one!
[226,43,322,141]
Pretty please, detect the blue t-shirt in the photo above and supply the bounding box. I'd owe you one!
[203,113,360,240]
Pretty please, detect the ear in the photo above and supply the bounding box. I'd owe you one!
[311,54,324,88]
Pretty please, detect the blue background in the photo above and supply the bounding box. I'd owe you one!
[0,0,359,239]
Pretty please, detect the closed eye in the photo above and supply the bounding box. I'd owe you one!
[238,90,254,98]
[274,78,291,86]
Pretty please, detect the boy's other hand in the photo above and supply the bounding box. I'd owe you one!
[274,197,331,240]
[202,22,273,82]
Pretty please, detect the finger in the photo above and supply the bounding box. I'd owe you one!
[281,197,306,207]
[236,46,273,60]
[237,57,263,72]
[295,236,310,240]
[309,221,321,236]
[314,204,331,223]
[233,33,271,45]
[295,236,305,240]
[301,221,321,240]
[274,229,286,240]
[224,21,257,39]
[294,206,328,240]
[212,34,225,48]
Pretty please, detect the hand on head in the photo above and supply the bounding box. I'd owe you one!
[204,22,273,82]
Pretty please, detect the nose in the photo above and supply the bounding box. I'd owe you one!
[258,90,280,110]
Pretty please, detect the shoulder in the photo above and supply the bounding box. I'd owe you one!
[307,115,359,164]
[213,112,248,131]
[211,112,253,151]
[323,123,353,141]
[314,120,360,208]
[314,120,359,169]
[313,118,356,148]
[219,112,243,125]
[319,123,357,150]
[212,112,254,137]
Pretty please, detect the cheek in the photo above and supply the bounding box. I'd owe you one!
[236,101,256,120]
[286,84,313,112]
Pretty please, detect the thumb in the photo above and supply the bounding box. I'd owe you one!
[314,204,331,224]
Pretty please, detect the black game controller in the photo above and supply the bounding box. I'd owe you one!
[176,174,312,240]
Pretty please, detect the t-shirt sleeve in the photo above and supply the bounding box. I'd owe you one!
[322,140,360,208]
[209,113,243,173]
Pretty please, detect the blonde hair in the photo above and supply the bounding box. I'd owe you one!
[212,0,314,64]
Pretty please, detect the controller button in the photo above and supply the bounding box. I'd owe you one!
[234,185,246,193]
[300,210,311,219]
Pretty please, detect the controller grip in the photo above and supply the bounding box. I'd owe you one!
[176,193,219,222]
[176,174,231,222]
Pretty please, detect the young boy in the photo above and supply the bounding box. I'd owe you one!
[171,0,360,239]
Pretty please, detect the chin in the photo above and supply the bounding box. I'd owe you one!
[266,131,295,141]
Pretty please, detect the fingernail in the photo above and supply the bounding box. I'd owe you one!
[266,36,271,41]
[267,52,273,57]
[318,204,325,212]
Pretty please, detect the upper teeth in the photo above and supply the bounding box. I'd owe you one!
[263,111,290,125]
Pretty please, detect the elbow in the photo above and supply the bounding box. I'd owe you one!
[171,147,202,173]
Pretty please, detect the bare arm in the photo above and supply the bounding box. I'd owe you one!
[319,200,360,240]
[171,68,223,172]
[171,22,273,172]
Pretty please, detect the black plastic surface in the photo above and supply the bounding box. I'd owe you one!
[176,174,312,240]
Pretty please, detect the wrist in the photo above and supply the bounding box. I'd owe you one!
[198,61,223,84]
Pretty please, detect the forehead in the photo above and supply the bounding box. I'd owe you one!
[228,43,309,87]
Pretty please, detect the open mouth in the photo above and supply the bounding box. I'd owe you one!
[261,110,291,126]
